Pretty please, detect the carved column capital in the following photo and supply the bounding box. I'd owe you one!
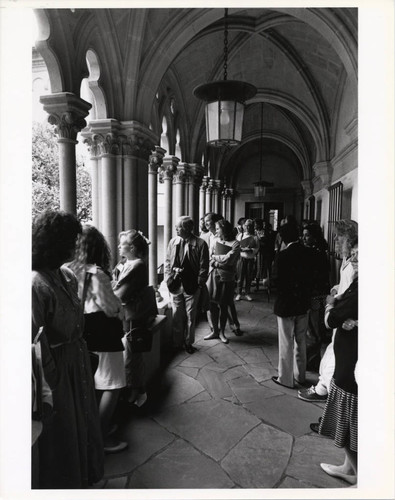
[301,180,313,197]
[148,146,166,174]
[313,161,333,189]
[200,175,209,192]
[187,163,205,186]
[173,162,188,184]
[160,156,180,182]
[82,119,156,160]
[208,178,218,194]
[40,92,91,142]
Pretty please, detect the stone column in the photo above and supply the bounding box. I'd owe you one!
[226,188,235,225]
[89,156,100,227]
[160,156,179,264]
[199,176,208,221]
[40,93,91,215]
[215,180,223,215]
[174,163,188,222]
[188,164,205,232]
[148,146,166,288]
[222,187,227,219]
[122,132,154,231]
[205,177,213,213]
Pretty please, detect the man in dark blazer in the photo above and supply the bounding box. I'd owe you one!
[272,222,314,388]
[164,215,209,354]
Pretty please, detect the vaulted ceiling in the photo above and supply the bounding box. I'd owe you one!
[35,8,357,191]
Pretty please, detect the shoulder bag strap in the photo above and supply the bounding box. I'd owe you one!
[81,272,92,308]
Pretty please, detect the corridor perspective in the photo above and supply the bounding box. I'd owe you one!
[95,291,347,490]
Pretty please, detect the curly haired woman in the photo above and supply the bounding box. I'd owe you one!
[32,211,103,488]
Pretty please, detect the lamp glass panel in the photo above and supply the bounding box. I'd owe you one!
[254,185,266,197]
[206,100,244,143]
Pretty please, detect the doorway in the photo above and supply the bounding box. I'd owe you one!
[245,202,284,231]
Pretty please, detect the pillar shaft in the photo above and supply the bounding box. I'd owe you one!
[161,156,179,265]
[148,147,166,287]
[101,155,118,262]
[124,156,138,229]
[174,163,187,222]
[90,156,100,227]
[57,138,77,214]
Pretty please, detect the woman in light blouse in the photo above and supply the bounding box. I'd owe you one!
[69,225,127,454]
[205,220,240,344]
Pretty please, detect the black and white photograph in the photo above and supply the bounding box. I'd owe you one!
[0,1,394,499]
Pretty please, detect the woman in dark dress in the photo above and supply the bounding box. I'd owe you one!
[319,241,358,485]
[32,211,104,488]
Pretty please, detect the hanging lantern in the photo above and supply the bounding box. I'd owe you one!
[193,9,257,147]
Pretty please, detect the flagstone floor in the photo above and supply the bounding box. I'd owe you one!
[93,289,350,490]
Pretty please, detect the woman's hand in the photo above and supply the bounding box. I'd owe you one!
[342,319,358,331]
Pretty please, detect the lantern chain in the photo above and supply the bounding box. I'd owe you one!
[223,8,228,81]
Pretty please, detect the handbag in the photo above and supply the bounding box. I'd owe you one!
[167,269,183,294]
[82,273,125,353]
[126,326,153,353]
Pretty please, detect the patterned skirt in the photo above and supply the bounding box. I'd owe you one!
[319,378,358,452]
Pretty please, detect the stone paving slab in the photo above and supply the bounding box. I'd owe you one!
[229,376,282,403]
[286,435,348,488]
[197,367,233,399]
[187,390,212,403]
[178,350,213,368]
[153,399,260,461]
[104,417,174,476]
[204,344,244,368]
[175,366,199,379]
[203,361,229,373]
[223,365,250,381]
[242,361,276,383]
[156,368,205,408]
[221,423,293,488]
[244,393,325,437]
[236,348,267,364]
[127,438,235,489]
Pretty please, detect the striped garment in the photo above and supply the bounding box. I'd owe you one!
[319,378,358,452]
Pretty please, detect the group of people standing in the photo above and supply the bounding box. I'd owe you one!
[271,218,358,485]
[32,211,156,488]
[31,207,358,489]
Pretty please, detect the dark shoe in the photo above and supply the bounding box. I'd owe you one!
[185,344,196,354]
[271,376,294,389]
[310,422,320,433]
[204,332,219,340]
[104,441,128,454]
[233,328,243,336]
[298,386,327,402]
[219,333,229,344]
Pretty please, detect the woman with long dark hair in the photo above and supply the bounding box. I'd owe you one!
[32,211,103,488]
[69,225,127,454]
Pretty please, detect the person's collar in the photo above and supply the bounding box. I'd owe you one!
[286,240,299,248]
[85,263,98,274]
